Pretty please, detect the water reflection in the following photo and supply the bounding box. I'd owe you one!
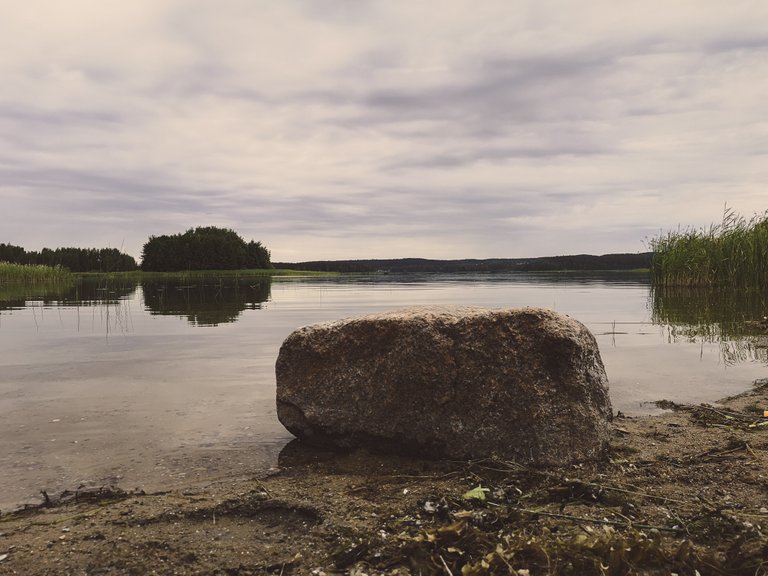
[0,276,273,328]
[3,273,767,364]
[142,278,271,326]
[0,281,77,311]
[273,270,651,288]
[651,286,768,364]
[0,278,138,311]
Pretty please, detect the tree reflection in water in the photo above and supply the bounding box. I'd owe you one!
[142,278,271,326]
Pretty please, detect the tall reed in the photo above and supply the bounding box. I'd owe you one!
[0,262,73,284]
[649,208,768,287]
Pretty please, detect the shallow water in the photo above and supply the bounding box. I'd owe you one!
[1,273,766,510]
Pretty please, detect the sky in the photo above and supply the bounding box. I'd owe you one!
[1,1,767,262]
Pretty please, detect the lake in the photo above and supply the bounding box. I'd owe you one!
[1,272,766,511]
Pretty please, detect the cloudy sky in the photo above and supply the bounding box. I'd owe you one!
[2,1,767,262]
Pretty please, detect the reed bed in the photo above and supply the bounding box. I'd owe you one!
[650,208,768,287]
[0,262,73,284]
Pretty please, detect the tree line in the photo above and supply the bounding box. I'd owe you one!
[140,227,272,272]
[0,243,138,272]
[274,253,653,273]
[2,227,272,273]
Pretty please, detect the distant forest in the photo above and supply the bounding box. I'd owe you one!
[273,253,653,273]
[0,243,138,272]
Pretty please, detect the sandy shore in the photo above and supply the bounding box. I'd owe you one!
[2,380,768,575]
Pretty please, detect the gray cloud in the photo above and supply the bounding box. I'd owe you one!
[1,1,767,261]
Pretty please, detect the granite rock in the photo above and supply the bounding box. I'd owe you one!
[275,306,612,465]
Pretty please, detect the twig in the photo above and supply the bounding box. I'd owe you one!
[513,507,683,533]
[664,402,763,424]
[439,554,454,576]
[668,509,691,536]
[693,405,762,423]
[581,481,689,505]
[688,442,752,462]
[745,443,760,461]
[384,471,464,480]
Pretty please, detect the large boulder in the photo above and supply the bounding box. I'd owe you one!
[275,306,612,465]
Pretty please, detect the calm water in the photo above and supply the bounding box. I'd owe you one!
[1,273,766,510]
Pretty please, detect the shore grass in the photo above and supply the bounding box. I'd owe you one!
[0,262,73,284]
[649,208,768,287]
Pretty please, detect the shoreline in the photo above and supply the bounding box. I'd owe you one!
[2,381,768,575]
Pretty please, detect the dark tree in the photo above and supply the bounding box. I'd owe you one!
[0,243,138,272]
[141,227,272,272]
[0,243,26,263]
[246,240,271,269]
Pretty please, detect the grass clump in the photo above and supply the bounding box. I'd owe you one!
[649,207,768,287]
[0,262,73,284]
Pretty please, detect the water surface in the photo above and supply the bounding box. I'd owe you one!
[1,273,766,510]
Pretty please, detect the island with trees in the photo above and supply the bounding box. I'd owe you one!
[140,226,272,272]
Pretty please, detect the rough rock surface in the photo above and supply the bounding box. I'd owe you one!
[275,306,612,465]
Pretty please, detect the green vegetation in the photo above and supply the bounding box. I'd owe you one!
[0,262,73,284]
[141,226,271,272]
[0,243,138,272]
[649,208,768,287]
